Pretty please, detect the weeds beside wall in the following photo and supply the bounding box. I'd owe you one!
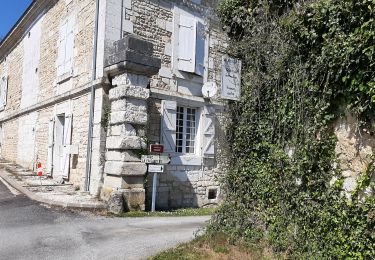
[211,0,375,258]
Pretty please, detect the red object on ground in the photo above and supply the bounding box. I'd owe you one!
[149,144,164,153]
[37,162,43,176]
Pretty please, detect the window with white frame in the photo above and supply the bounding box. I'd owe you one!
[161,100,215,160]
[176,106,197,153]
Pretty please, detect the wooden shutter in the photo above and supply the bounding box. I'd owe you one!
[195,21,205,76]
[178,15,196,73]
[57,21,67,76]
[161,100,177,153]
[46,117,55,176]
[64,17,75,75]
[0,76,7,110]
[201,106,215,157]
[62,114,72,178]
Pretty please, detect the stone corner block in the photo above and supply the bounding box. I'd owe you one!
[106,136,146,150]
[109,85,150,101]
[104,161,147,176]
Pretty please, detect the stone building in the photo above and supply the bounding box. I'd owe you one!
[0,0,239,210]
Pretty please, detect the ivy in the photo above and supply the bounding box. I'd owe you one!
[212,0,375,258]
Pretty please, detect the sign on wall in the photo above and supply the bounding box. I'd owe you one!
[221,56,242,101]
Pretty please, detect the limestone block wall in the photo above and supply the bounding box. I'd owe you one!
[101,0,230,209]
[0,0,97,190]
[102,73,150,210]
[146,97,228,209]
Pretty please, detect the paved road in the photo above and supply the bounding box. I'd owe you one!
[0,181,209,260]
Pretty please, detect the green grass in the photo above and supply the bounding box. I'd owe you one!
[149,233,277,260]
[112,207,216,218]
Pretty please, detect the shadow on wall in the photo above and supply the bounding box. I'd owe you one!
[145,169,221,210]
[146,171,197,210]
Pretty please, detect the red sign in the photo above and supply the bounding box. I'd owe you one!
[149,144,164,154]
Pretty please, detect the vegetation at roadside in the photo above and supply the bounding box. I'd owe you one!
[210,0,375,259]
[110,207,216,218]
[150,233,278,260]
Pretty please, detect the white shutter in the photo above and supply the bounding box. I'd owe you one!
[3,76,8,107]
[201,106,215,157]
[64,17,75,75]
[178,15,196,73]
[62,114,72,178]
[161,100,177,153]
[57,21,67,76]
[46,117,55,176]
[0,76,7,110]
[195,21,205,76]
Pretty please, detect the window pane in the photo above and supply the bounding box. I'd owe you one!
[175,106,197,154]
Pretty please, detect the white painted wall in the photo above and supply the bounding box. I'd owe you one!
[21,16,44,109]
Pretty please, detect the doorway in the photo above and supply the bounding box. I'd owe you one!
[53,114,65,179]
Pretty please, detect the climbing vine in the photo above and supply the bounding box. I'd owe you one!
[211,0,375,258]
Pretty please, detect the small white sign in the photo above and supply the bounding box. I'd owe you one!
[141,155,159,163]
[221,56,242,101]
[148,164,164,173]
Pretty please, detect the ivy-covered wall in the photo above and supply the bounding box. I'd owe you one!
[211,0,375,258]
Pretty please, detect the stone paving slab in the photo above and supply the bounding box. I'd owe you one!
[0,162,106,211]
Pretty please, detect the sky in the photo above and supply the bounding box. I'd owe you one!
[0,0,33,40]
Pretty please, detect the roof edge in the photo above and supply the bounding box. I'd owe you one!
[0,0,54,60]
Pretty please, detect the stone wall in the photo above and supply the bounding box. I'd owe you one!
[334,113,375,197]
[0,0,97,190]
[102,0,230,209]
[146,97,227,209]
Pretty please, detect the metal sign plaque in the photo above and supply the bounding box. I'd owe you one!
[150,144,164,154]
[148,164,164,173]
[141,155,159,163]
[221,56,242,101]
[141,155,171,164]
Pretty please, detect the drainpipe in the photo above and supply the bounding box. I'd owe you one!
[84,0,100,192]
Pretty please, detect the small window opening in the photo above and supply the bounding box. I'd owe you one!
[208,189,217,200]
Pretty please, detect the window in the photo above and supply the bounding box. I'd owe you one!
[176,12,206,76]
[176,106,197,154]
[57,15,75,77]
[0,76,8,110]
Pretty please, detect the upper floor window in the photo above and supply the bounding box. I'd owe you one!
[57,15,75,77]
[0,76,8,110]
[176,106,197,154]
[175,10,206,76]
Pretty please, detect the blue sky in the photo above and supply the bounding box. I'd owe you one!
[0,0,33,39]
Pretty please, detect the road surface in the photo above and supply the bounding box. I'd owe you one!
[0,180,209,260]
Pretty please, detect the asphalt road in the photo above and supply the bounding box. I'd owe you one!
[0,180,210,260]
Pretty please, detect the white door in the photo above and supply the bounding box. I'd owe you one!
[53,114,65,179]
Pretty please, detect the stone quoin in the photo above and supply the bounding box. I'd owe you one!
[0,0,235,212]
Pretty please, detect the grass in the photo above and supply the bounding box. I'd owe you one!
[111,207,216,218]
[149,233,277,260]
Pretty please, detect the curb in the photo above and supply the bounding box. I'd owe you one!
[0,170,106,211]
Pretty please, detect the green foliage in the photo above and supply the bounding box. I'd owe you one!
[100,104,111,130]
[213,0,375,258]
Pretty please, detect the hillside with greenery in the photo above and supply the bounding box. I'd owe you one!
[210,0,375,258]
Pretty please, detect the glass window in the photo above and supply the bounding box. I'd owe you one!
[176,106,197,154]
